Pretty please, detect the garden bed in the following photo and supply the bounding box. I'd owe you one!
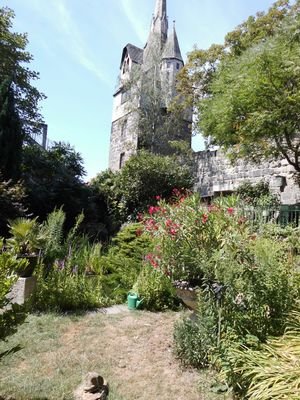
[0,310,231,400]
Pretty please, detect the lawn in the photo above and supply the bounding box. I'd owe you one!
[0,309,231,400]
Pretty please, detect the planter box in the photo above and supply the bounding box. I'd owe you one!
[7,276,37,305]
[175,287,198,311]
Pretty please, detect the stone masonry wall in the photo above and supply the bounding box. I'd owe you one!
[194,150,300,205]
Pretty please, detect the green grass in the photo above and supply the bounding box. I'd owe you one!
[0,311,231,400]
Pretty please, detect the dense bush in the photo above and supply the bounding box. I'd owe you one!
[133,264,177,311]
[222,310,300,399]
[143,193,300,396]
[101,223,152,303]
[0,241,27,340]
[174,293,216,367]
[32,261,104,311]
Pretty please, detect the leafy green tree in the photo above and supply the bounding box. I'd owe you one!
[0,7,45,136]
[0,78,24,180]
[0,179,27,236]
[177,0,300,158]
[92,151,193,224]
[199,12,300,171]
[21,143,89,229]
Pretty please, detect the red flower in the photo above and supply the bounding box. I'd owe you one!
[170,228,177,236]
[136,228,143,237]
[202,214,209,224]
[148,205,160,215]
[227,207,234,215]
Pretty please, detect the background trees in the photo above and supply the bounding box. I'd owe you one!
[177,0,300,172]
[0,7,45,136]
[0,78,24,180]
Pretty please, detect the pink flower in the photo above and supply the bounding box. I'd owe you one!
[227,207,234,215]
[148,205,160,215]
[202,214,209,224]
[155,195,161,200]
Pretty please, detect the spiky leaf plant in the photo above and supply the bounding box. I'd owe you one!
[232,310,300,400]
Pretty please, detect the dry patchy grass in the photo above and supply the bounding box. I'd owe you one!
[0,310,231,400]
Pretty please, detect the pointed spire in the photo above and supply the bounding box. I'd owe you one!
[154,0,167,18]
[143,0,169,66]
[162,21,183,62]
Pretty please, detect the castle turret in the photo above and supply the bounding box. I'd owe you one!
[109,0,192,171]
[143,0,168,67]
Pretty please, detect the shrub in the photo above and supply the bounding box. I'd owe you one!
[0,240,27,340]
[133,264,177,311]
[101,223,153,303]
[225,310,300,399]
[174,292,217,367]
[32,260,104,311]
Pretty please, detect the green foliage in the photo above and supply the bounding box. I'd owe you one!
[21,142,98,232]
[40,208,65,265]
[91,151,193,223]
[0,78,23,181]
[101,223,152,303]
[173,314,216,368]
[7,217,43,255]
[0,179,26,236]
[225,310,300,399]
[0,7,45,134]
[33,261,104,312]
[198,9,300,171]
[178,1,300,171]
[142,193,242,282]
[237,181,280,207]
[133,264,177,311]
[0,242,27,340]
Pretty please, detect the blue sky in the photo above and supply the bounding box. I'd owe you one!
[4,0,276,180]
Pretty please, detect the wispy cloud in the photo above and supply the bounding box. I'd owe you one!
[120,0,148,44]
[52,0,110,85]
[23,0,110,85]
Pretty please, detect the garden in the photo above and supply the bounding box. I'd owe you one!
[1,187,300,399]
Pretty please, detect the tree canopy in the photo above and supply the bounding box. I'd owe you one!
[0,7,45,136]
[91,151,194,224]
[177,0,300,171]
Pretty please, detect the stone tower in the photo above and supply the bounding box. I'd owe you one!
[109,0,192,171]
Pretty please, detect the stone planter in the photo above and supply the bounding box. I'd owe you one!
[174,284,199,311]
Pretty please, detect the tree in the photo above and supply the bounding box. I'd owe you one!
[0,7,45,136]
[92,151,194,224]
[0,78,24,180]
[199,10,300,171]
[0,179,27,236]
[178,0,299,164]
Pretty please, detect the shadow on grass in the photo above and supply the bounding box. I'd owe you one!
[0,344,23,361]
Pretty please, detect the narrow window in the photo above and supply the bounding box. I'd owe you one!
[119,152,125,169]
[121,119,127,137]
[176,62,180,70]
[167,61,171,68]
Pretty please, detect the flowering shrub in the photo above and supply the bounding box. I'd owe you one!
[142,192,246,282]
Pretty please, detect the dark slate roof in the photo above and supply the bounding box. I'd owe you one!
[162,26,183,62]
[120,44,144,68]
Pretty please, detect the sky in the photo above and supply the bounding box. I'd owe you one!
[3,0,276,180]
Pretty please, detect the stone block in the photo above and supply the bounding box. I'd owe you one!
[8,277,37,305]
